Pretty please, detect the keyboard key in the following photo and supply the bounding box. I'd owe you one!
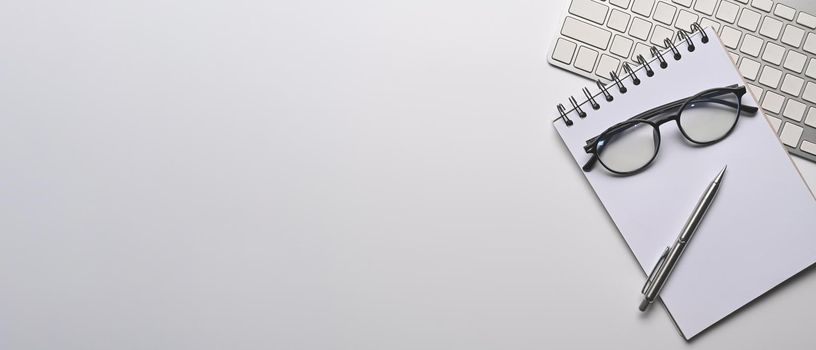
[609,0,630,9]
[654,2,677,25]
[610,0,631,9]
[784,51,807,73]
[700,18,721,32]
[740,34,763,57]
[761,42,785,65]
[783,99,807,121]
[803,82,816,103]
[650,25,674,46]
[759,66,782,88]
[632,0,656,17]
[781,74,805,96]
[802,140,816,156]
[759,17,783,40]
[552,38,577,64]
[629,17,652,41]
[672,0,692,7]
[728,52,740,63]
[608,9,631,33]
[694,0,718,15]
[569,0,609,25]
[574,46,599,72]
[610,35,634,58]
[716,1,740,23]
[596,54,621,78]
[781,25,805,47]
[751,0,773,12]
[747,83,763,100]
[774,4,796,21]
[762,91,785,113]
[674,9,699,31]
[805,33,816,54]
[738,9,761,31]
[739,57,761,80]
[806,58,816,79]
[632,42,652,60]
[780,122,803,147]
[720,26,742,49]
[806,108,816,127]
[797,12,816,29]
[767,115,783,132]
[562,17,612,50]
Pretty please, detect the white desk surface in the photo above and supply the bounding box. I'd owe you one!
[2,1,816,348]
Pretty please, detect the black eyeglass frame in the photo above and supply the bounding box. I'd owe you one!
[582,85,759,175]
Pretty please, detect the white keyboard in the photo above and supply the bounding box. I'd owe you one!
[547,0,816,163]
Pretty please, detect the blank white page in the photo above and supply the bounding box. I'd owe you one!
[553,28,816,339]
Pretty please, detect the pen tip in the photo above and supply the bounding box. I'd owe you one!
[714,165,727,183]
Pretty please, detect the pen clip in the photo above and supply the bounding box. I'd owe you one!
[642,247,670,294]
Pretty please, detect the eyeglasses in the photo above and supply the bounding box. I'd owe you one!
[582,85,758,175]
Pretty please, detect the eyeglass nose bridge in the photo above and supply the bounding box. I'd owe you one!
[652,112,680,126]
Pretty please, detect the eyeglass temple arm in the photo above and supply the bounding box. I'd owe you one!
[694,84,758,113]
[582,154,599,172]
[693,98,759,114]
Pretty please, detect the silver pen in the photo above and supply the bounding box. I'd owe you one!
[639,165,727,312]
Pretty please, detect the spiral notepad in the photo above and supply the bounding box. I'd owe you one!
[553,27,816,339]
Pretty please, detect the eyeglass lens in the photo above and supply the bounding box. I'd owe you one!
[678,92,740,144]
[597,121,660,174]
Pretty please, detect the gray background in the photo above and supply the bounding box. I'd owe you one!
[1,0,816,349]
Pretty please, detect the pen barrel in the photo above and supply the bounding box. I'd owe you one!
[640,167,725,311]
[643,241,686,301]
[642,176,723,303]
[679,180,721,242]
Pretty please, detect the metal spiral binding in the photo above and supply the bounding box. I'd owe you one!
[677,30,695,52]
[664,38,682,60]
[557,103,572,126]
[636,54,654,77]
[622,62,640,85]
[596,79,613,101]
[556,25,710,127]
[651,46,668,68]
[610,71,627,94]
[691,23,708,43]
[583,87,599,110]
[569,96,586,118]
